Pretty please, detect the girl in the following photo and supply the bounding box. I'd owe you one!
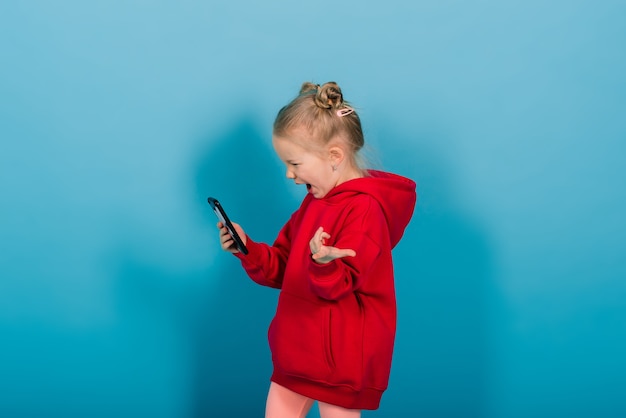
[217,82,416,417]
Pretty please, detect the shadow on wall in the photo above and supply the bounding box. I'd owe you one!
[375,127,493,418]
[111,117,296,417]
[189,118,295,417]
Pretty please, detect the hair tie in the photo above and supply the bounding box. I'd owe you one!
[336,107,354,117]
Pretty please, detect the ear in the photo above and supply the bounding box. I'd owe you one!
[328,145,345,166]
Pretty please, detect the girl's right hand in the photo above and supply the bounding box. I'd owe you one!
[217,221,247,253]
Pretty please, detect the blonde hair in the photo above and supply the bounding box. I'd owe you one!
[273,81,365,168]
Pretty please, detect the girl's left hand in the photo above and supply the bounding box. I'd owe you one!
[309,226,356,264]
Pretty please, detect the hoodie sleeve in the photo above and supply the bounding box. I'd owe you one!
[234,219,293,289]
[306,196,387,300]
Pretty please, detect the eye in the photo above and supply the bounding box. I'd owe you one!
[290,162,300,166]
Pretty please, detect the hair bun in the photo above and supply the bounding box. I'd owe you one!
[299,82,319,95]
[299,81,344,110]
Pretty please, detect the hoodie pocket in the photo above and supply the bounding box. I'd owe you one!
[326,300,365,389]
[268,291,333,381]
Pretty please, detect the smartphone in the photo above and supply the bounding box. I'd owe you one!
[207,197,248,255]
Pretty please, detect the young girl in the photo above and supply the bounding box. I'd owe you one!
[216,82,416,417]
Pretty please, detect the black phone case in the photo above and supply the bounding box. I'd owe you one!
[207,197,249,255]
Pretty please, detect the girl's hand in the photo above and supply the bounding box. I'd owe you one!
[309,226,356,264]
[217,221,247,253]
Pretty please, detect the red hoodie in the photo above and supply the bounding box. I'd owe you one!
[235,170,416,410]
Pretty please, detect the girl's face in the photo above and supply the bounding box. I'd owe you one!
[272,134,338,199]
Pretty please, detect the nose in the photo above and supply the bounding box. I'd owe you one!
[285,167,295,179]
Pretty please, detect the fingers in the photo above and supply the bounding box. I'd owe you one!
[217,222,239,253]
[325,247,356,259]
[338,248,357,258]
[232,222,247,246]
[313,226,324,242]
[311,246,357,263]
[216,220,246,254]
[313,227,330,240]
[310,227,331,255]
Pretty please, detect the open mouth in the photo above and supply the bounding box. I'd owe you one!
[306,184,312,191]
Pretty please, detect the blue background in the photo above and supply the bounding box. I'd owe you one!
[1,1,625,417]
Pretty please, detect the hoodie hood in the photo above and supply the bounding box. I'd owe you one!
[323,170,417,247]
